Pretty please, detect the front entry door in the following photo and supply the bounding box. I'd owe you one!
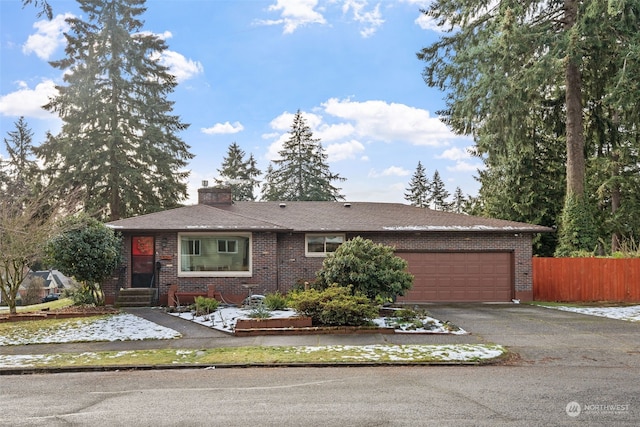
[131,236,155,288]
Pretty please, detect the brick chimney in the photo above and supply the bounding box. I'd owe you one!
[198,185,233,206]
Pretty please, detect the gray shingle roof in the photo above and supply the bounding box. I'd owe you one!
[107,201,552,233]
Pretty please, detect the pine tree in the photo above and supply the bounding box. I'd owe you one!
[216,142,261,201]
[2,116,39,198]
[404,161,430,208]
[452,187,466,214]
[429,170,451,211]
[261,110,345,201]
[418,1,640,254]
[36,0,193,221]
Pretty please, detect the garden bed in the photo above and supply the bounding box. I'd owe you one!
[0,306,119,323]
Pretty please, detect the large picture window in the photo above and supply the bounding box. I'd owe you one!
[179,233,251,276]
[305,234,344,257]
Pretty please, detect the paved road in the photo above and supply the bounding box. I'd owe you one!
[1,303,639,426]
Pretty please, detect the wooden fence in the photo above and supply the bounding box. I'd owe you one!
[533,257,640,302]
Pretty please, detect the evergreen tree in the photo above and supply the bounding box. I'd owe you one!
[36,0,193,221]
[261,110,345,201]
[429,170,451,211]
[418,1,640,255]
[215,142,261,201]
[452,187,466,214]
[404,161,430,208]
[2,116,39,198]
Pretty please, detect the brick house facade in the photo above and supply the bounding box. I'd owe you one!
[104,187,549,305]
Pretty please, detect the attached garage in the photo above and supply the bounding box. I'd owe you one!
[397,252,514,302]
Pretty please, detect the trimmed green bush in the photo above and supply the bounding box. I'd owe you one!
[316,236,414,301]
[289,285,378,326]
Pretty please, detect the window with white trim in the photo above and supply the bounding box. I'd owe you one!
[305,234,344,257]
[179,233,251,276]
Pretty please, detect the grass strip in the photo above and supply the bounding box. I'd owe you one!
[0,344,507,369]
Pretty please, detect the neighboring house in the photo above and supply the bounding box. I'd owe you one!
[104,186,552,306]
[19,270,70,300]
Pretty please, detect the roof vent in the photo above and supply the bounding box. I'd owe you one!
[344,203,351,208]
[279,203,286,208]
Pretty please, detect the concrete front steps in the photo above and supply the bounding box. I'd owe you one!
[115,288,156,307]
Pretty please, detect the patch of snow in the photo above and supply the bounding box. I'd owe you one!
[168,307,297,333]
[545,305,640,322]
[372,316,467,334]
[169,307,467,334]
[292,344,503,362]
[0,313,181,346]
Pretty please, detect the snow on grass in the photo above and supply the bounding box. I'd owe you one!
[0,344,507,368]
[544,304,640,322]
[0,313,181,346]
[290,344,504,362]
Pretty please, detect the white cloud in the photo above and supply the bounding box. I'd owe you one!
[137,30,173,40]
[258,0,327,34]
[368,166,411,178]
[157,50,203,82]
[315,122,355,142]
[22,13,73,60]
[342,0,385,38]
[446,160,482,173]
[326,139,365,161]
[437,146,472,161]
[322,98,457,146]
[0,80,58,118]
[415,12,445,32]
[201,121,244,135]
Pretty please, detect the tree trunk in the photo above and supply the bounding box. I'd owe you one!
[564,0,585,199]
[610,151,622,252]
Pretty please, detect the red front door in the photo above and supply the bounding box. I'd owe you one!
[131,236,155,288]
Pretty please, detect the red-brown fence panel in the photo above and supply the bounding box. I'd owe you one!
[533,257,640,302]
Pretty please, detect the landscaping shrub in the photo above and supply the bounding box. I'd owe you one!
[316,236,414,302]
[247,304,272,319]
[264,291,288,311]
[289,285,378,326]
[194,296,219,316]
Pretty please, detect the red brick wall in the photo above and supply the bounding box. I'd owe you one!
[275,232,533,299]
[103,230,534,304]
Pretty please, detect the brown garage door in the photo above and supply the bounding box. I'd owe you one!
[397,252,513,302]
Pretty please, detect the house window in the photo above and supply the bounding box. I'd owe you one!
[306,234,345,257]
[179,233,251,276]
[217,239,237,253]
[186,239,201,256]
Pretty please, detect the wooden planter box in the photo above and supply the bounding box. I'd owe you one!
[235,316,313,330]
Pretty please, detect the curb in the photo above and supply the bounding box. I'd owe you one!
[0,357,506,376]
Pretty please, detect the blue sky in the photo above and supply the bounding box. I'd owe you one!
[0,0,480,204]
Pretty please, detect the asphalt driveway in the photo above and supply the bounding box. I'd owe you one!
[426,303,640,368]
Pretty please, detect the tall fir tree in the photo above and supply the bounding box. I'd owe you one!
[2,116,39,198]
[451,187,466,214]
[36,0,193,221]
[418,0,640,255]
[404,161,430,208]
[215,142,261,201]
[429,170,451,211]
[261,110,345,201]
